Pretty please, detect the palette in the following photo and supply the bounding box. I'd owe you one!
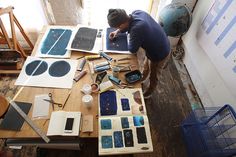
[98,88,153,155]
[15,56,78,89]
[35,26,73,58]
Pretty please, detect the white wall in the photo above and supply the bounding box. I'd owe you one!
[182,0,236,108]
[0,0,48,45]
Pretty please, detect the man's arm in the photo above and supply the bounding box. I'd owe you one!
[128,27,143,53]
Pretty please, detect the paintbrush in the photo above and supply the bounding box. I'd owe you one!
[62,90,72,109]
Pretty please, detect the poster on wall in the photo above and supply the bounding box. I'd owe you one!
[15,56,78,89]
[197,0,236,97]
[35,26,73,58]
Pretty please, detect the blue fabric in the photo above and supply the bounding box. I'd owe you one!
[128,10,170,62]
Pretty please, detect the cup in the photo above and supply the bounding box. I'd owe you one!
[81,84,92,94]
[82,94,93,109]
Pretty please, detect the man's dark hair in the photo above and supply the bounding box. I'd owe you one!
[107,9,128,27]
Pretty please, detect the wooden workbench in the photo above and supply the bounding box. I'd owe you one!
[0,26,140,141]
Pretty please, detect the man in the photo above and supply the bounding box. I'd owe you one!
[107,9,171,99]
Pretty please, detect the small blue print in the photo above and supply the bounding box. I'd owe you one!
[133,116,144,126]
[121,117,129,129]
[101,119,112,130]
[114,131,124,148]
[101,136,113,148]
[121,98,130,111]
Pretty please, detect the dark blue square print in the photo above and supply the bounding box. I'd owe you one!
[101,136,113,149]
[101,119,112,130]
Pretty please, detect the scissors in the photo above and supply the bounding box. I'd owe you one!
[43,93,63,110]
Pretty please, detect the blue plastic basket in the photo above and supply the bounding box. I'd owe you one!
[181,104,236,157]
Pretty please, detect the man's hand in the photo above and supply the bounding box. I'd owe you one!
[109,29,120,40]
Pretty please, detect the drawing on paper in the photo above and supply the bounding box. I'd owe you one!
[71,27,98,51]
[15,56,77,89]
[101,119,112,130]
[25,60,48,76]
[133,116,144,126]
[48,60,71,77]
[106,28,128,51]
[101,136,113,149]
[114,131,124,148]
[35,27,73,58]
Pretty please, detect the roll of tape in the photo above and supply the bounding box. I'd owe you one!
[82,95,93,108]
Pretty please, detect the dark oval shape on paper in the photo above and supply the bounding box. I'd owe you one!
[49,60,71,77]
[25,60,48,76]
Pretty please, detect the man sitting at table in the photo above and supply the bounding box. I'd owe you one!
[107,9,171,99]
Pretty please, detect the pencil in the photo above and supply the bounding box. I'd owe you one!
[62,90,71,109]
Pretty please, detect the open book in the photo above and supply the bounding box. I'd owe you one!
[98,88,153,155]
[47,111,81,136]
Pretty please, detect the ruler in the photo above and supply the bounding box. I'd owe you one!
[7,98,50,143]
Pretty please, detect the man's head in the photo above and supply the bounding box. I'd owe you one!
[107,9,129,29]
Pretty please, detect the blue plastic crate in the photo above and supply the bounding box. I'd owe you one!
[181,104,236,157]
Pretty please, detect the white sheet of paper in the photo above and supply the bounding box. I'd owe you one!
[32,94,50,119]
[15,56,78,89]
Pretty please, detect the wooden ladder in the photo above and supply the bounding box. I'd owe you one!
[0,6,34,74]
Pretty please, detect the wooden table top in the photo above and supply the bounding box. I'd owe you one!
[0,25,141,139]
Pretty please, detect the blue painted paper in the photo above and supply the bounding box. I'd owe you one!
[101,136,113,148]
[106,28,128,51]
[114,131,124,148]
[101,119,112,130]
[121,117,129,129]
[100,91,117,116]
[41,29,72,56]
[133,116,144,126]
[121,98,130,111]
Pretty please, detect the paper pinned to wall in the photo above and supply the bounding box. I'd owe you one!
[197,0,236,97]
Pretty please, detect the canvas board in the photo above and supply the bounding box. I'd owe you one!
[15,56,78,89]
